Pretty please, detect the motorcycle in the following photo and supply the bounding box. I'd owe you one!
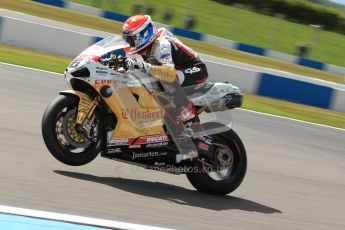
[41,35,247,195]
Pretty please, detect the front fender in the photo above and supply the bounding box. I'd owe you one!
[59,90,91,101]
[59,90,98,124]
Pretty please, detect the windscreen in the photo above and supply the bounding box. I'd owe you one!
[70,35,129,65]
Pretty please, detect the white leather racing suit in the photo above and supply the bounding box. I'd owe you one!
[144,28,208,88]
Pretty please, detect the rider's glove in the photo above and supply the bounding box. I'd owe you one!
[126,58,151,74]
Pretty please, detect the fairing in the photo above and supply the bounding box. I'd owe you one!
[66,35,130,72]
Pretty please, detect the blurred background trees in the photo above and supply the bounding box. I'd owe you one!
[214,0,345,34]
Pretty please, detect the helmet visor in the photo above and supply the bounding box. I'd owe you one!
[122,23,155,52]
[122,33,137,47]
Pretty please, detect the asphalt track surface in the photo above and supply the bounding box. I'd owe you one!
[0,62,345,229]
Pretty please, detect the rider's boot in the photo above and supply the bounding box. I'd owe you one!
[175,102,199,163]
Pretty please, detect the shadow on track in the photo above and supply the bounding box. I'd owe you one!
[54,170,282,213]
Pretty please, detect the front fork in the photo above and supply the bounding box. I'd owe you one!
[60,90,98,138]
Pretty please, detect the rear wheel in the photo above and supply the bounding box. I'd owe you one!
[186,128,247,195]
[41,95,105,166]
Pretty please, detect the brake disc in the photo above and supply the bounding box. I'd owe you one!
[62,109,92,148]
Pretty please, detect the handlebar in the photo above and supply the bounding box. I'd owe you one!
[100,55,128,71]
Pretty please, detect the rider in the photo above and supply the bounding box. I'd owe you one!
[122,15,209,162]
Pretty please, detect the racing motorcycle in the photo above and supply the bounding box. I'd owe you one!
[41,35,247,195]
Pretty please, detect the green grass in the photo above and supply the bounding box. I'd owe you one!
[70,0,345,67]
[1,0,344,84]
[0,43,344,129]
[0,44,71,72]
[243,93,345,129]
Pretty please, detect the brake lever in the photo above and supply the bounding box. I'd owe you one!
[115,56,127,68]
[100,55,127,71]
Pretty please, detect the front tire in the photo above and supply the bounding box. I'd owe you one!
[186,129,247,195]
[42,95,105,166]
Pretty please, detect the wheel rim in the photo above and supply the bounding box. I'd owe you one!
[207,145,235,181]
[54,107,97,153]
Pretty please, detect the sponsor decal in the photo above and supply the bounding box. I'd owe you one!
[144,30,148,37]
[146,142,169,148]
[198,142,209,151]
[154,162,166,167]
[126,135,169,145]
[185,67,200,74]
[129,144,141,149]
[146,135,169,143]
[110,72,121,77]
[108,135,170,147]
[132,151,167,159]
[198,136,212,145]
[107,148,121,154]
[121,108,164,120]
[96,66,108,70]
[150,68,175,80]
[96,70,108,75]
[95,79,112,84]
[108,138,128,146]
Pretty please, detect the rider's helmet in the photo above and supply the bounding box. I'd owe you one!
[122,15,157,54]
[122,15,157,53]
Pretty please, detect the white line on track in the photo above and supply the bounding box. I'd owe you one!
[0,61,63,75]
[0,205,173,230]
[238,108,345,132]
[1,61,344,132]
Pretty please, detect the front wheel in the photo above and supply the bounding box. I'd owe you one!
[186,129,247,195]
[41,95,105,166]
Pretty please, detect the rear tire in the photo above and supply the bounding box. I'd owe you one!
[42,95,105,166]
[186,128,247,195]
